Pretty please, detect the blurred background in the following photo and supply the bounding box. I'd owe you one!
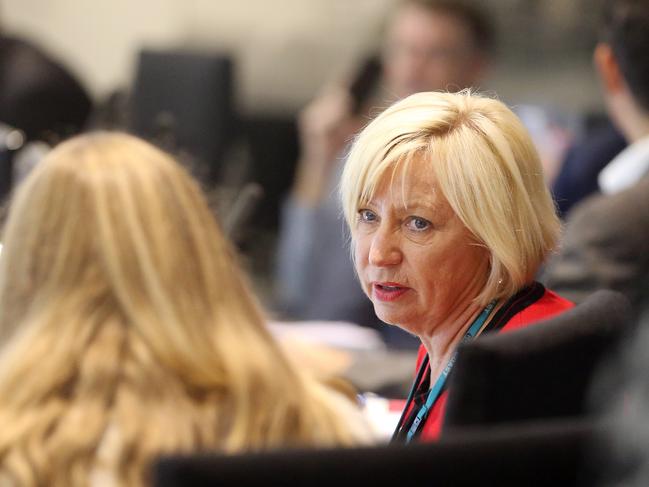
[3,0,640,441]
[2,0,605,113]
[0,0,609,308]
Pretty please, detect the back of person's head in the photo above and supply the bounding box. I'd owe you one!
[382,0,494,96]
[340,90,559,305]
[600,0,649,112]
[0,132,360,486]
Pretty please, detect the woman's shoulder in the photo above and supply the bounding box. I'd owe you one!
[501,284,574,333]
[539,288,575,310]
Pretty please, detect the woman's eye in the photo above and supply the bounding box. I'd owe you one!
[358,209,377,223]
[406,216,431,232]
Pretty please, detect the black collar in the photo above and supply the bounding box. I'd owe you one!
[391,282,546,443]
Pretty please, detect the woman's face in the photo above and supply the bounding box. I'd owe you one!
[353,160,491,337]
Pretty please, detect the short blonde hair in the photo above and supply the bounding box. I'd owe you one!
[340,91,560,305]
[0,132,360,486]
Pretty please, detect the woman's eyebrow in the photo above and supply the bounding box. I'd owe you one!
[361,199,377,208]
[398,197,440,211]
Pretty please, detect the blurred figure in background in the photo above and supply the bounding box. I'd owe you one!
[0,30,92,197]
[543,0,649,321]
[0,33,91,143]
[276,0,494,347]
[0,133,370,486]
[551,119,626,218]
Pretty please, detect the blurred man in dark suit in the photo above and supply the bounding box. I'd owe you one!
[543,0,649,320]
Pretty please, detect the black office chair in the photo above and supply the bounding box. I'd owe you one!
[131,49,234,184]
[152,290,629,487]
[443,289,633,430]
[153,419,598,487]
[238,115,299,232]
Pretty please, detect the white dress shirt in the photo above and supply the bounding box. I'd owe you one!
[599,134,649,195]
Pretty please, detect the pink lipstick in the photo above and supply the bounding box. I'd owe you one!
[372,282,410,302]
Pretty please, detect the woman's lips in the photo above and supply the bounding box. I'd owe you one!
[372,282,410,302]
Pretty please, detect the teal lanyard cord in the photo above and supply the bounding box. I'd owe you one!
[405,300,497,443]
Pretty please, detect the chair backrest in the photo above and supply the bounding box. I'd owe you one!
[153,419,596,487]
[238,115,299,231]
[443,289,632,429]
[131,49,234,183]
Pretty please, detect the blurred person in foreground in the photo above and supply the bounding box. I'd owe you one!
[0,132,371,486]
[339,91,574,442]
[543,0,649,321]
[276,0,493,345]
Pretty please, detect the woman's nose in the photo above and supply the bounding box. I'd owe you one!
[368,229,402,267]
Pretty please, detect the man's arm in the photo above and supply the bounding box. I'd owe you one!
[543,179,649,313]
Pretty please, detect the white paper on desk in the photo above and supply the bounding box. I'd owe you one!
[361,394,403,441]
[268,320,386,352]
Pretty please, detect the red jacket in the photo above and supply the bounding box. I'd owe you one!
[397,285,574,442]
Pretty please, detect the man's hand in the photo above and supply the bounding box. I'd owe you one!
[292,87,363,206]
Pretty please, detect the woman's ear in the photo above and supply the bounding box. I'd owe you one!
[594,42,625,94]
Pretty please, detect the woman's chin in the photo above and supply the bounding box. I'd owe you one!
[373,306,409,330]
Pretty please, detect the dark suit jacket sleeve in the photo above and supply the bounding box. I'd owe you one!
[542,175,649,316]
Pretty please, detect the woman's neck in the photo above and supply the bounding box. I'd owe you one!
[419,299,501,381]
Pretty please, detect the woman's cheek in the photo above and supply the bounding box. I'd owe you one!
[353,240,371,295]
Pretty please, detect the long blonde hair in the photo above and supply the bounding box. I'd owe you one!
[0,132,359,486]
[341,90,560,305]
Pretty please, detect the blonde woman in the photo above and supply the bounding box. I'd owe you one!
[0,132,370,486]
[339,91,574,442]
